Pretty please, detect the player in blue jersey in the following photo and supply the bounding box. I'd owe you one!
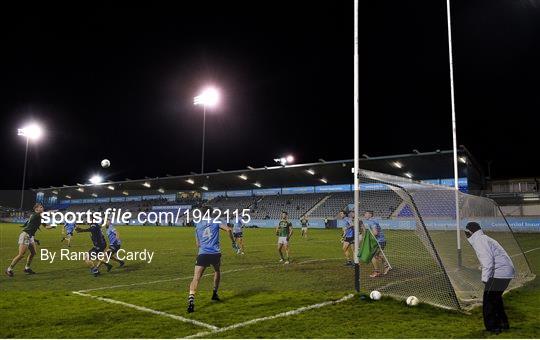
[187,210,236,313]
[61,221,77,247]
[97,220,125,271]
[76,223,107,276]
[363,210,390,277]
[340,210,355,266]
[231,220,245,255]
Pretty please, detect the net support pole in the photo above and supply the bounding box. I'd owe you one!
[353,0,360,292]
[445,0,462,267]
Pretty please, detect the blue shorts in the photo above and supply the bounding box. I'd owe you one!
[233,232,243,238]
[196,254,221,268]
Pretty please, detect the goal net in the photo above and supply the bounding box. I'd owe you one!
[355,169,535,310]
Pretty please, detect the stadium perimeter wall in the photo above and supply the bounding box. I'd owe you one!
[241,217,540,232]
[3,216,540,232]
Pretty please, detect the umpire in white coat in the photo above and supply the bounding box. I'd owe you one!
[465,222,515,333]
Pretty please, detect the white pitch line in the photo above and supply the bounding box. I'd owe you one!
[184,293,355,339]
[297,257,342,264]
[76,265,276,293]
[73,258,343,334]
[521,247,540,255]
[72,291,218,331]
[509,247,540,258]
[77,276,191,293]
[77,258,339,293]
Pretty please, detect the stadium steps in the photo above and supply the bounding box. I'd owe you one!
[391,200,409,218]
[305,195,331,217]
[248,197,264,209]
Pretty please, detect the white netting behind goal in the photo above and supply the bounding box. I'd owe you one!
[355,169,535,310]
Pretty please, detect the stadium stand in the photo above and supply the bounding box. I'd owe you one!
[249,193,327,219]
[56,190,402,221]
[206,196,258,211]
[65,199,173,214]
[308,189,401,219]
[308,192,351,218]
[0,206,27,223]
[398,189,457,218]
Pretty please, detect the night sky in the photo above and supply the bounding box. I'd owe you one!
[1,0,539,190]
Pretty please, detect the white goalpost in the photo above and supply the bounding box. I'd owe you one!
[445,0,462,267]
[347,0,533,308]
[353,0,360,292]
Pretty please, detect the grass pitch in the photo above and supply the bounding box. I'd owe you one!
[0,223,538,338]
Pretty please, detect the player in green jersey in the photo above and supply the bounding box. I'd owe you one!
[6,203,53,276]
[275,211,293,264]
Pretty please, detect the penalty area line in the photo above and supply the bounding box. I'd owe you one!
[77,258,339,293]
[184,293,355,339]
[76,265,276,293]
[72,291,218,331]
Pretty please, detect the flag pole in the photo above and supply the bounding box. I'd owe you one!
[445,0,462,267]
[353,0,360,292]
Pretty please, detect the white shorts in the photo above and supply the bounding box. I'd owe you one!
[278,237,288,245]
[301,227,308,232]
[18,232,35,246]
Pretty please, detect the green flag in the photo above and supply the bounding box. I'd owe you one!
[358,230,379,263]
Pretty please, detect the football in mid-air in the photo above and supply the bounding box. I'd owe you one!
[101,159,110,168]
[406,296,419,306]
[370,290,382,300]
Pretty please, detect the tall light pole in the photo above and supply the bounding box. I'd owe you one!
[17,123,43,210]
[194,87,220,174]
[445,0,462,267]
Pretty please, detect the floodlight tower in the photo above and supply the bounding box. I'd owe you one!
[194,87,220,174]
[17,123,43,209]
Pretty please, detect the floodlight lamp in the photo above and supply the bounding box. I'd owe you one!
[89,175,103,185]
[194,87,220,107]
[18,123,43,141]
